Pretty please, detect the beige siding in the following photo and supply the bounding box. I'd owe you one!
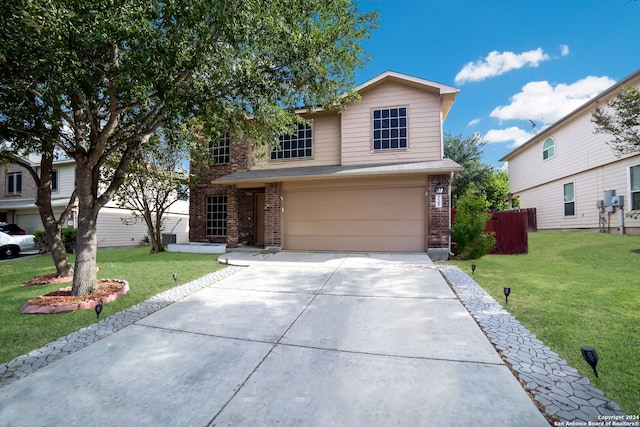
[282,175,427,251]
[96,207,190,247]
[341,81,443,166]
[251,112,341,170]
[509,81,640,194]
[53,164,77,199]
[517,156,640,234]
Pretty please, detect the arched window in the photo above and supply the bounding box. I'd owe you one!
[543,137,555,160]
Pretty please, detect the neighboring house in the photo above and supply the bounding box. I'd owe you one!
[500,68,640,235]
[0,157,189,247]
[190,71,463,257]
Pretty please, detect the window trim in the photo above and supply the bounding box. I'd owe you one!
[206,195,227,237]
[52,168,59,192]
[371,106,409,152]
[7,171,22,195]
[543,137,555,161]
[210,132,230,165]
[563,182,575,217]
[271,122,313,161]
[630,164,640,211]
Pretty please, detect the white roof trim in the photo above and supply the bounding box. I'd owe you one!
[355,71,459,95]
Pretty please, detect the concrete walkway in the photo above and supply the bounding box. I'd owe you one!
[0,252,549,426]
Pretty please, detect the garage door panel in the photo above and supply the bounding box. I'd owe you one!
[286,219,423,236]
[283,184,425,252]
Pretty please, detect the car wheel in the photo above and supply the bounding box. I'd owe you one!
[3,246,18,258]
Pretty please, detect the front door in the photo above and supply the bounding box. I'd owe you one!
[254,193,265,247]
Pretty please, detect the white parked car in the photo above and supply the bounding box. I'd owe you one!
[0,232,37,259]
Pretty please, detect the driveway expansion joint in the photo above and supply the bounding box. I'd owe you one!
[437,264,627,425]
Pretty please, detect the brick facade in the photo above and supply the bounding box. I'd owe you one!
[0,164,37,223]
[426,174,451,250]
[189,138,251,245]
[264,182,282,249]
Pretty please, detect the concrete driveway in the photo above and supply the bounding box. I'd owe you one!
[0,252,549,426]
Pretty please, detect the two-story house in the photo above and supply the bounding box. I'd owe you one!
[190,71,463,258]
[1,157,190,247]
[500,68,640,235]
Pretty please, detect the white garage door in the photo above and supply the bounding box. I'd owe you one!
[283,182,425,252]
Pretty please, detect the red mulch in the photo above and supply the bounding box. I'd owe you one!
[21,273,74,287]
[21,279,129,314]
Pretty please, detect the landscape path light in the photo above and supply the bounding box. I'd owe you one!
[503,286,511,303]
[581,347,599,377]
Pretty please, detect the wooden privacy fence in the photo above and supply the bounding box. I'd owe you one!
[452,209,531,255]
[485,210,529,254]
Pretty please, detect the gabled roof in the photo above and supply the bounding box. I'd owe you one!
[355,71,459,120]
[500,68,640,162]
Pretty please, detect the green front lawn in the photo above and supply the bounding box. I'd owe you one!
[0,247,225,365]
[449,231,639,415]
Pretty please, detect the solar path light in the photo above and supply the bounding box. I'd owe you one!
[95,303,103,319]
[581,347,599,377]
[503,287,511,303]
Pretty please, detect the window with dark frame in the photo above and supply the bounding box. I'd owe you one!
[373,107,407,150]
[7,172,22,195]
[52,169,59,192]
[631,165,640,210]
[210,132,230,164]
[543,137,555,160]
[563,182,575,216]
[271,123,313,160]
[206,195,227,236]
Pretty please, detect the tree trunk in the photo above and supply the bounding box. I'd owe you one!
[43,216,74,277]
[33,138,74,277]
[143,205,164,253]
[71,165,99,296]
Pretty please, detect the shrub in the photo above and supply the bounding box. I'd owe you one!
[33,228,77,254]
[451,189,496,260]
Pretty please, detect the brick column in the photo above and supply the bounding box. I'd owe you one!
[426,174,451,260]
[226,186,239,248]
[264,182,282,249]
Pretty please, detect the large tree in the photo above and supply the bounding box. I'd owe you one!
[592,86,640,155]
[1,0,377,295]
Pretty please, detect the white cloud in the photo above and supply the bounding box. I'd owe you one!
[484,127,534,148]
[560,44,570,56]
[467,118,481,127]
[454,48,550,84]
[490,75,616,123]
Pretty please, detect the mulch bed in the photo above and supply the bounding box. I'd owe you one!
[21,273,74,287]
[20,279,129,314]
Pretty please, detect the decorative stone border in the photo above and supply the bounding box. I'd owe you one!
[437,264,627,425]
[19,280,129,314]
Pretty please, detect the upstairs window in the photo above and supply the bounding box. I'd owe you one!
[52,169,59,192]
[373,107,407,150]
[210,132,230,164]
[543,137,555,160]
[7,172,22,195]
[271,123,313,160]
[563,182,575,216]
[631,165,640,210]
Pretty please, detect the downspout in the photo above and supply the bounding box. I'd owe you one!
[449,171,454,256]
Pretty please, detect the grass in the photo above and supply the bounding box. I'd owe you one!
[448,231,640,415]
[0,247,225,365]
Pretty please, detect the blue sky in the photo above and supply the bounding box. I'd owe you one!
[355,0,640,167]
